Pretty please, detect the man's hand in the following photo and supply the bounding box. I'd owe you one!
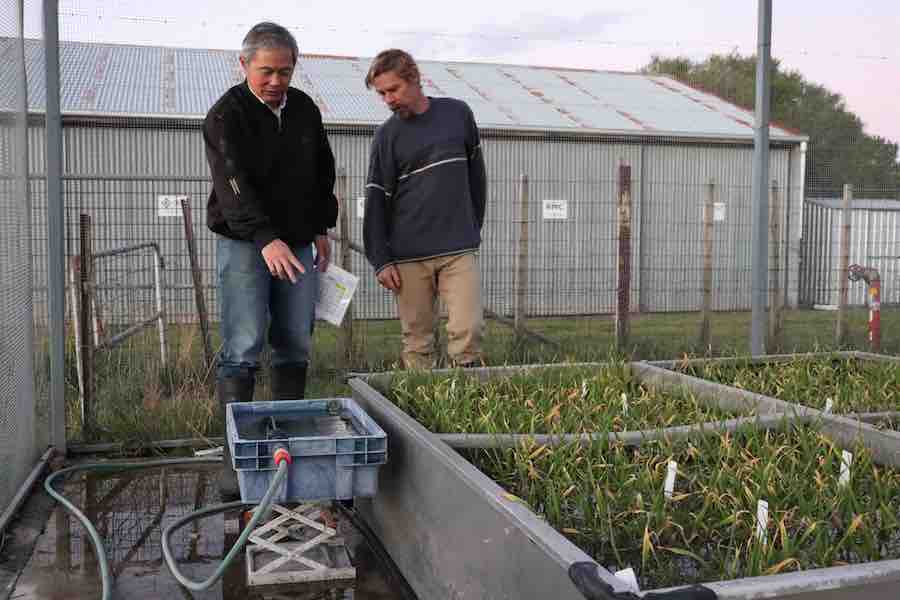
[314,234,331,273]
[261,239,305,283]
[376,264,401,292]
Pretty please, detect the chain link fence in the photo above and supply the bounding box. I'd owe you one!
[1,4,898,454]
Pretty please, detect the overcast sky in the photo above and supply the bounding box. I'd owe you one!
[21,0,900,147]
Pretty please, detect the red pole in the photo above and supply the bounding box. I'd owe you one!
[870,279,881,353]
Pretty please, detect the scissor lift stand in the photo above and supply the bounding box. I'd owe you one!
[245,502,356,587]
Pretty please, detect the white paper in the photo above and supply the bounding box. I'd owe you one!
[839,450,853,487]
[756,499,769,544]
[315,264,359,326]
[664,461,678,499]
[542,199,568,220]
[158,194,187,217]
[824,397,833,413]
[614,567,640,593]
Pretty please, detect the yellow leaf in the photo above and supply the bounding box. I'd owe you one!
[765,557,800,575]
[545,403,562,423]
[500,492,524,504]
[847,514,864,536]
[562,527,580,534]
[563,484,577,497]
[529,445,547,459]
[642,526,654,563]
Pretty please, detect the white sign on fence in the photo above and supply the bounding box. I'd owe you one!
[542,199,568,220]
[158,195,187,218]
[713,202,726,222]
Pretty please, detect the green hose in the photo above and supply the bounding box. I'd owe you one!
[161,460,288,591]
[44,456,289,600]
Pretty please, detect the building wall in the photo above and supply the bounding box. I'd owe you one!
[20,119,800,324]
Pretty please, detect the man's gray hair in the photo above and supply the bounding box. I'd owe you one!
[241,22,299,64]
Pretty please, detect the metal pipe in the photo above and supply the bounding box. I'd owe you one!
[0,448,55,538]
[79,213,95,436]
[68,437,225,455]
[848,264,881,353]
[436,414,805,450]
[43,0,67,453]
[91,241,163,262]
[750,0,773,355]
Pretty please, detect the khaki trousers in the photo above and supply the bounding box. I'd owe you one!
[394,253,484,369]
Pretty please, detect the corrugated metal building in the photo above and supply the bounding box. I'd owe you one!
[1,38,807,321]
[802,198,900,306]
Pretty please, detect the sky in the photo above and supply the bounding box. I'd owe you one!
[19,0,900,147]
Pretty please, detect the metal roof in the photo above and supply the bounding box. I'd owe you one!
[2,38,804,141]
[807,197,900,211]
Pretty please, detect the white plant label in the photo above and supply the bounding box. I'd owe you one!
[614,567,640,593]
[664,461,678,499]
[839,450,853,487]
[621,392,629,415]
[755,499,769,545]
[157,194,187,217]
[824,397,833,413]
[357,196,365,219]
[542,199,568,220]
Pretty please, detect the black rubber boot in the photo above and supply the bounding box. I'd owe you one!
[217,376,254,502]
[270,363,308,401]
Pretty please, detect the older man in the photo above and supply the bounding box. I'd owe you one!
[363,49,487,369]
[203,22,337,499]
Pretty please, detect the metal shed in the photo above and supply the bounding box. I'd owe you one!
[1,38,807,322]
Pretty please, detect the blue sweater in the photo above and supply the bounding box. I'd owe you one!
[363,97,487,274]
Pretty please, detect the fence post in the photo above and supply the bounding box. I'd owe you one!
[616,163,633,352]
[68,257,85,419]
[79,214,95,437]
[514,174,529,334]
[836,184,852,346]
[336,167,354,371]
[699,180,714,350]
[768,179,782,350]
[180,199,214,369]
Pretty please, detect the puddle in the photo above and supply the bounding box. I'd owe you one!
[11,463,414,599]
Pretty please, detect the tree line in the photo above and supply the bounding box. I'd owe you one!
[644,53,900,198]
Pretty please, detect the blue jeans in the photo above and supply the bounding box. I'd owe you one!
[216,236,317,379]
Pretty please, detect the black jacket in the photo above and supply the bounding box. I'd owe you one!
[203,82,338,249]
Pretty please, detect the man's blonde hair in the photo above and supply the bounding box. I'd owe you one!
[365,49,421,89]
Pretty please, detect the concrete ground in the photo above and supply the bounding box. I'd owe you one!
[1,461,414,599]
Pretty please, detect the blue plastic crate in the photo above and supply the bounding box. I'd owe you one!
[225,398,387,503]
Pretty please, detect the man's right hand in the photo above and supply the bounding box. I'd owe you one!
[262,239,305,283]
[376,264,401,292]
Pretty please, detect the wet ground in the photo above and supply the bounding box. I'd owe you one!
[4,462,415,599]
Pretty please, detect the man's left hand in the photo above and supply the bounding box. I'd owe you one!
[314,235,331,273]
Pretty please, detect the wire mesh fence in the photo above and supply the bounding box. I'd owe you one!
[0,0,44,515]
[1,2,898,453]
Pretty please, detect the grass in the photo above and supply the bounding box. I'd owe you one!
[678,356,900,414]
[382,363,744,434]
[465,422,900,590]
[54,306,898,444]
